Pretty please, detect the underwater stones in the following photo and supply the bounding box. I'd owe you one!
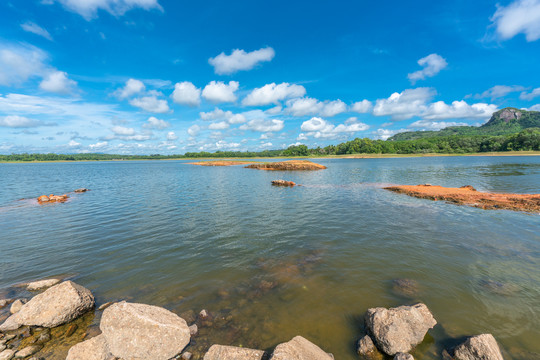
[189,324,198,336]
[392,279,420,297]
[365,303,436,356]
[453,334,503,360]
[14,344,42,358]
[203,345,266,360]
[0,281,94,331]
[26,279,61,291]
[271,180,296,187]
[74,188,89,193]
[66,335,113,360]
[357,335,383,359]
[100,301,190,360]
[271,336,333,360]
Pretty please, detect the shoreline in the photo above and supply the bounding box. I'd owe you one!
[1,151,539,163]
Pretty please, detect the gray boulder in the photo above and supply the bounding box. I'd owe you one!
[26,279,61,291]
[10,300,26,314]
[454,334,503,360]
[100,301,190,360]
[271,336,333,360]
[0,281,94,331]
[365,303,436,355]
[394,353,414,360]
[203,345,266,360]
[66,335,113,360]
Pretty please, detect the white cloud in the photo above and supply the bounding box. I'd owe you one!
[208,121,230,130]
[528,104,540,111]
[68,140,80,147]
[265,105,282,114]
[297,133,308,141]
[171,81,201,107]
[21,22,53,41]
[199,108,246,124]
[351,99,372,113]
[129,95,170,113]
[373,88,436,120]
[242,82,306,106]
[143,116,170,129]
[491,0,540,41]
[0,43,48,86]
[520,87,540,100]
[240,119,284,132]
[115,79,145,99]
[209,47,275,75]
[475,85,525,99]
[422,101,498,120]
[300,117,369,139]
[48,0,163,21]
[166,131,178,140]
[197,140,242,151]
[373,128,407,140]
[187,124,200,137]
[408,120,469,130]
[39,71,77,94]
[111,126,135,136]
[285,97,347,117]
[0,115,43,128]
[260,142,273,148]
[202,81,239,103]
[408,54,448,83]
[89,141,108,149]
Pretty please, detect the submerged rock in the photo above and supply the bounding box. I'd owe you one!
[271,180,296,187]
[0,281,94,331]
[271,336,333,360]
[479,280,519,296]
[100,301,190,360]
[453,334,503,360]
[26,279,61,291]
[14,345,42,358]
[357,335,383,359]
[66,334,113,360]
[74,188,89,193]
[365,303,436,356]
[394,353,414,360]
[392,279,420,297]
[203,344,266,360]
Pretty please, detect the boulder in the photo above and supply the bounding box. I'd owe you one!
[394,353,414,360]
[0,349,15,360]
[10,300,26,314]
[100,301,190,360]
[14,345,42,358]
[0,281,94,331]
[357,335,383,359]
[453,334,503,360]
[203,345,266,360]
[74,188,89,193]
[0,299,14,309]
[365,303,436,355]
[271,336,333,360]
[271,180,296,187]
[26,279,61,291]
[36,195,49,203]
[66,335,113,360]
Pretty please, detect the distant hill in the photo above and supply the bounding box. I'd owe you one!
[389,107,540,141]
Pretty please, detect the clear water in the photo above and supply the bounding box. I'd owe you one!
[0,157,539,359]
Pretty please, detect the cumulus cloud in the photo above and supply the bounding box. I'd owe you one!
[242,82,306,106]
[209,47,275,75]
[89,141,108,149]
[187,124,200,137]
[408,120,469,130]
[285,98,347,117]
[0,43,48,86]
[491,0,540,41]
[475,85,526,99]
[39,71,77,94]
[240,119,284,132]
[21,22,53,41]
[129,95,170,113]
[520,87,540,100]
[166,131,178,140]
[0,115,43,128]
[208,121,230,130]
[351,99,373,113]
[143,116,170,129]
[373,128,407,140]
[202,81,239,103]
[68,140,80,147]
[115,79,145,99]
[47,0,163,20]
[199,108,246,124]
[422,101,498,120]
[171,81,201,107]
[373,88,436,120]
[111,126,135,136]
[408,54,448,83]
[528,104,540,111]
[300,117,369,139]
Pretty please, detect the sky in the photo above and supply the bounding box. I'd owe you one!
[0,0,540,154]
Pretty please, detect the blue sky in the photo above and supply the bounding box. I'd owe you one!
[1,0,540,154]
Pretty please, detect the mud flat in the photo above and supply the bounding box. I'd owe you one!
[188,160,257,166]
[246,160,326,171]
[384,184,540,213]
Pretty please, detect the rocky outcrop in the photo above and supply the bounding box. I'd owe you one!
[100,301,190,360]
[203,345,266,360]
[26,279,61,291]
[66,335,113,360]
[271,336,333,360]
[246,160,327,171]
[271,180,296,187]
[365,303,436,356]
[453,334,504,360]
[37,194,68,203]
[0,281,94,331]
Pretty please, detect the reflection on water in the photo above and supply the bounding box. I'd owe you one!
[0,156,539,359]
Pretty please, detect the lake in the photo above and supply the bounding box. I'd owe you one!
[0,156,539,359]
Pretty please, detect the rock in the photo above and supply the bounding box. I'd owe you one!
[271,180,296,187]
[0,347,4,353]
[0,299,14,309]
[14,345,42,358]
[357,335,383,359]
[100,301,190,360]
[271,336,333,360]
[36,195,49,203]
[0,349,15,360]
[26,279,61,291]
[66,335,113,360]
[0,281,95,331]
[394,353,414,360]
[181,352,193,360]
[453,334,503,360]
[203,345,266,360]
[65,323,78,337]
[74,188,89,193]
[98,302,114,311]
[35,329,51,344]
[189,324,198,336]
[460,185,477,191]
[199,309,210,319]
[365,303,437,356]
[479,280,519,296]
[9,300,26,314]
[392,279,420,297]
[179,310,196,324]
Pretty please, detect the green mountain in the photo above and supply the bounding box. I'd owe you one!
[389,107,540,141]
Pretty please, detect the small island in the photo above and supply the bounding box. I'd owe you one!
[245,160,326,171]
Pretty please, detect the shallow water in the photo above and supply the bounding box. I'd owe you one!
[0,157,539,359]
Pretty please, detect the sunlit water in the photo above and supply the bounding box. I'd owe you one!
[0,157,539,359]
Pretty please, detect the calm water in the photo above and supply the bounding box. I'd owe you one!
[0,157,539,359]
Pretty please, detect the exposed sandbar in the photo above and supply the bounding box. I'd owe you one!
[246,160,326,171]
